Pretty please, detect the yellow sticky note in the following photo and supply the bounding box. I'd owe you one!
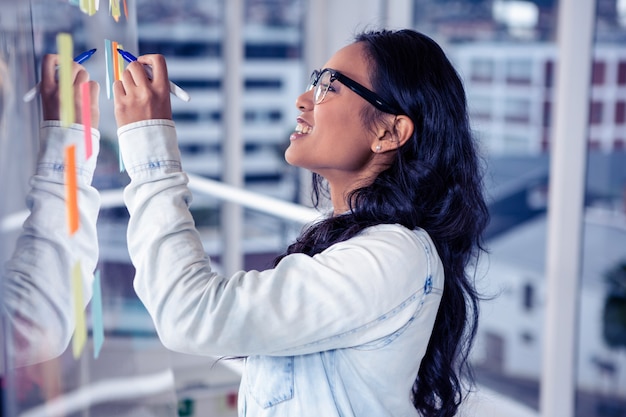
[72,261,87,358]
[80,0,96,15]
[57,33,74,127]
[65,144,79,235]
[110,0,121,22]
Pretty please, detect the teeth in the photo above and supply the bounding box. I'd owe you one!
[295,123,312,134]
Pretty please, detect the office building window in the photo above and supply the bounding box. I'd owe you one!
[616,100,626,124]
[504,98,531,123]
[543,100,551,127]
[618,60,626,85]
[469,96,492,121]
[506,59,532,85]
[592,61,606,85]
[589,101,603,124]
[470,58,494,83]
[544,60,554,87]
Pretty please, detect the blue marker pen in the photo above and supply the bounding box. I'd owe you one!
[73,48,97,64]
[23,49,98,102]
[117,48,190,102]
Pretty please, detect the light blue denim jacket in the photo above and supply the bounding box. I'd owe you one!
[118,120,444,417]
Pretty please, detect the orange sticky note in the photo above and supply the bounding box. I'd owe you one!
[65,145,79,235]
[81,82,92,159]
[112,41,120,81]
[71,261,87,358]
[57,33,74,127]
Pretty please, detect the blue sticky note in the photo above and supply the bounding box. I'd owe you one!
[118,141,125,173]
[92,270,105,358]
[104,39,114,99]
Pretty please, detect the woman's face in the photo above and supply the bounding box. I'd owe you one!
[285,42,382,186]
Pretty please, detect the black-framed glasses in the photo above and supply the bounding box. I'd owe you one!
[307,68,401,115]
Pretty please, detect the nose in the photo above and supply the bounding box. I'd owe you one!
[295,88,314,111]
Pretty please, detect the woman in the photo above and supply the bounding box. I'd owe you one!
[113,29,489,417]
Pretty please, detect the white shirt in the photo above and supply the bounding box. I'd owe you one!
[118,119,444,417]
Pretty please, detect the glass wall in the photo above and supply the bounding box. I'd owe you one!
[0,1,180,416]
[577,0,626,414]
[134,0,306,273]
[414,1,558,412]
[1,1,306,416]
[2,0,626,416]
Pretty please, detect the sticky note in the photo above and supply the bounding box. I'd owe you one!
[57,33,74,127]
[104,39,114,99]
[92,270,104,358]
[72,261,87,358]
[65,144,79,235]
[118,141,125,173]
[81,82,93,159]
[112,41,121,81]
[117,43,125,78]
[110,0,121,22]
[80,0,96,15]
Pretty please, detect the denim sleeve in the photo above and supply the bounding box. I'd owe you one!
[120,121,443,357]
[2,122,101,368]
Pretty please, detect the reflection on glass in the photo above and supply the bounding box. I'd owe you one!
[1,1,180,416]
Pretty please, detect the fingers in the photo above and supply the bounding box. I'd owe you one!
[137,54,169,88]
[40,53,100,126]
[73,65,90,88]
[40,52,172,127]
[113,54,172,127]
[122,61,143,88]
[40,54,59,95]
[41,54,60,121]
[74,80,100,129]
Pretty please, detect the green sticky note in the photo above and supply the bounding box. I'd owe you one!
[72,261,87,358]
[57,33,74,127]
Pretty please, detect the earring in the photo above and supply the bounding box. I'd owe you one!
[375,144,382,152]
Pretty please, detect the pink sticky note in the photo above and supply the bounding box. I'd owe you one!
[81,82,93,159]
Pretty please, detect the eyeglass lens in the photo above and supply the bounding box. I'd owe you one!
[308,70,332,105]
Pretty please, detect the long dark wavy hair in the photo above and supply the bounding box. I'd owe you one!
[274,29,489,417]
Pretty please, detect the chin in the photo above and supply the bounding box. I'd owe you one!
[284,147,301,167]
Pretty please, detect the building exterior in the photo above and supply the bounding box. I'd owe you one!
[452,42,626,155]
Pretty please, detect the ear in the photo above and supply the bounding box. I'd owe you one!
[372,115,414,153]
